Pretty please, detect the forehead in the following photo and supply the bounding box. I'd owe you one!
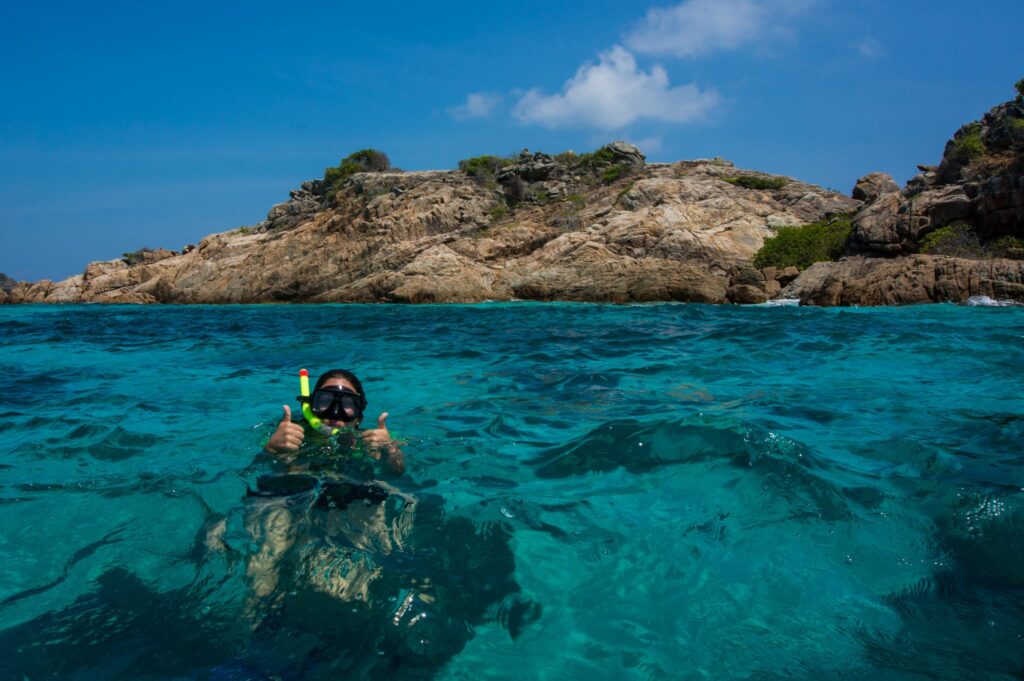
[320,377,357,393]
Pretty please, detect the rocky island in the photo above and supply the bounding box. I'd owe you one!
[4,84,1022,307]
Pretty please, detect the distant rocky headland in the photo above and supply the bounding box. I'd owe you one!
[4,82,1023,307]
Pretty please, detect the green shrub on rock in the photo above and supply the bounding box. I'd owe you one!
[122,248,154,266]
[458,155,513,178]
[950,123,985,162]
[488,202,509,222]
[324,149,391,191]
[602,164,626,183]
[915,226,1024,260]
[917,224,985,258]
[753,216,853,269]
[991,235,1024,259]
[724,176,789,190]
[576,147,617,169]
[1015,78,1024,99]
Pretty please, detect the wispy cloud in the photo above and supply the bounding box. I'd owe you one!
[624,0,816,58]
[853,36,886,58]
[448,92,502,120]
[512,46,719,130]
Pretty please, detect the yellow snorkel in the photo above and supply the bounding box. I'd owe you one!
[299,368,340,436]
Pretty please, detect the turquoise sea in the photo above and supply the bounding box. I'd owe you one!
[1,303,1022,680]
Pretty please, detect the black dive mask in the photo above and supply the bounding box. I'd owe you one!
[301,387,366,423]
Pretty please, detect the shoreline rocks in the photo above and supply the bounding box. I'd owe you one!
[781,255,1024,306]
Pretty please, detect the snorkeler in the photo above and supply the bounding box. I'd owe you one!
[264,368,404,475]
[245,368,411,603]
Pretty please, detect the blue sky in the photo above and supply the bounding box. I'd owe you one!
[2,0,1022,282]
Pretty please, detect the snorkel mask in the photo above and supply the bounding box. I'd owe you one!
[298,369,367,435]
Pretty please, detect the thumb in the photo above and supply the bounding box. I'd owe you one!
[377,412,389,430]
[281,405,292,424]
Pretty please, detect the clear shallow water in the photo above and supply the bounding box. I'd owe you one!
[1,303,1022,680]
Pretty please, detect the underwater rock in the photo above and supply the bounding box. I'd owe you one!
[529,417,855,521]
[938,492,1024,588]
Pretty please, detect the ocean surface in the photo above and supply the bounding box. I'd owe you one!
[1,302,1022,681]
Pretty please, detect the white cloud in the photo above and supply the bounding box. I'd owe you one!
[624,0,815,58]
[448,92,502,120]
[853,36,886,58]
[512,46,719,130]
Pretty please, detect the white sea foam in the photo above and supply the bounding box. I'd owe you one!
[965,295,1021,307]
[760,298,801,307]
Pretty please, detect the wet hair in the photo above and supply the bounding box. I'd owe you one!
[314,369,365,403]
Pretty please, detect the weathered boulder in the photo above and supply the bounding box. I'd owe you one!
[605,141,646,166]
[497,151,558,183]
[777,266,800,286]
[727,284,768,304]
[849,192,911,254]
[780,255,1024,306]
[971,173,1024,238]
[852,172,900,204]
[917,185,972,228]
[265,189,322,231]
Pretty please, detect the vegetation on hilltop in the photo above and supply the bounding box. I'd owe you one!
[724,175,789,190]
[458,155,513,180]
[949,122,986,163]
[123,248,156,266]
[324,149,391,194]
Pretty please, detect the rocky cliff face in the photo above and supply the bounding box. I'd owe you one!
[848,96,1024,256]
[780,88,1024,305]
[2,144,857,305]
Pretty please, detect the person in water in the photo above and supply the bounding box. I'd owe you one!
[246,368,411,603]
[263,368,405,475]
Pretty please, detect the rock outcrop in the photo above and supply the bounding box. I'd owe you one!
[780,255,1024,306]
[781,85,1024,306]
[852,172,900,204]
[5,143,857,305]
[849,95,1024,256]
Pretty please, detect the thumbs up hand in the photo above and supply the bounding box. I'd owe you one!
[362,412,405,474]
[361,412,392,457]
[265,405,306,453]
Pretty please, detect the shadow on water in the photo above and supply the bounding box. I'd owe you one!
[527,414,1024,680]
[859,491,1024,679]
[528,415,869,521]
[0,481,541,681]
